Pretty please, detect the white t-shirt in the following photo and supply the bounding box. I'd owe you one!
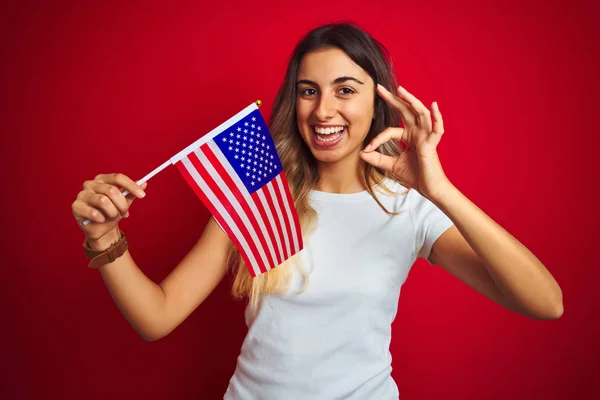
[224,178,454,399]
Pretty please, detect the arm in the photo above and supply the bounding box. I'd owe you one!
[95,216,233,341]
[360,84,562,319]
[427,183,563,320]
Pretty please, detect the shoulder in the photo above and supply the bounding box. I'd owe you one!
[406,188,446,226]
[371,177,410,209]
[373,177,410,199]
[406,185,430,209]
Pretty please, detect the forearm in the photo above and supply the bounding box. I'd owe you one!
[90,230,168,341]
[431,183,563,318]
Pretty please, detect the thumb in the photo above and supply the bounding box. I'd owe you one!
[360,150,395,172]
[125,181,148,206]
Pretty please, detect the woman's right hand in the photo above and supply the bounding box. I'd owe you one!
[71,173,147,250]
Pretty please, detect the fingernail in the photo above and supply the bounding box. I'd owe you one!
[398,85,405,92]
[124,211,129,218]
[365,144,372,151]
[377,84,385,91]
[137,190,146,198]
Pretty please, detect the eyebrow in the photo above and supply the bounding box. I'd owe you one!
[296,76,365,86]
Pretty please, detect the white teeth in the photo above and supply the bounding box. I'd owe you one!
[314,126,345,135]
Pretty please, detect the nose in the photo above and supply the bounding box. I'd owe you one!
[314,92,336,121]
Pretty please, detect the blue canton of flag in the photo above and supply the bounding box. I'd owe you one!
[214,109,282,194]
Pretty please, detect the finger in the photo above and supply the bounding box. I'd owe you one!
[431,102,444,136]
[72,199,106,224]
[121,182,148,205]
[88,182,133,216]
[363,127,405,152]
[92,173,146,199]
[376,84,416,126]
[396,86,432,131]
[359,149,399,173]
[80,190,122,220]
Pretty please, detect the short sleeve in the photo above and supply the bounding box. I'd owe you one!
[408,189,455,265]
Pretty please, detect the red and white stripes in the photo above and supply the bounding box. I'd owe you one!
[175,140,302,277]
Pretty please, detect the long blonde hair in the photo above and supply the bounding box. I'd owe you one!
[228,22,406,310]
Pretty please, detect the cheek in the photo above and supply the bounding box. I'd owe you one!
[296,102,310,121]
[344,102,374,128]
[295,102,312,135]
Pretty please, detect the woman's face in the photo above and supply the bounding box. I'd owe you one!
[295,47,375,165]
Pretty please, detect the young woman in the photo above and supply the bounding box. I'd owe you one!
[71,23,563,399]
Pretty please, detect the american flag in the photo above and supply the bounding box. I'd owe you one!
[170,103,303,277]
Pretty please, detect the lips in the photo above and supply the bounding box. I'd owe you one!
[311,125,346,148]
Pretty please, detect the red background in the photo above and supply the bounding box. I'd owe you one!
[1,0,599,399]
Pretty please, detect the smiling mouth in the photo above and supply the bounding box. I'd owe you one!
[312,125,346,145]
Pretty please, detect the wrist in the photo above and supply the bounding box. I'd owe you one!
[87,227,122,251]
[429,181,459,207]
[83,228,129,269]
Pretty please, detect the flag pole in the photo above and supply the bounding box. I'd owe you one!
[82,100,263,226]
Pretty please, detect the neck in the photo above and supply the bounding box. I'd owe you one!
[315,153,366,194]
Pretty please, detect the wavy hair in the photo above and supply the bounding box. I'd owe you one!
[228,22,407,310]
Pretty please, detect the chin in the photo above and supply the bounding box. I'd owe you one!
[312,153,344,164]
[309,144,359,165]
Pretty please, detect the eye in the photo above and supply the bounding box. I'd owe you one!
[338,87,355,95]
[299,87,317,96]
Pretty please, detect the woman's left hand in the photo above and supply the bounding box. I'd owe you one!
[360,84,452,201]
